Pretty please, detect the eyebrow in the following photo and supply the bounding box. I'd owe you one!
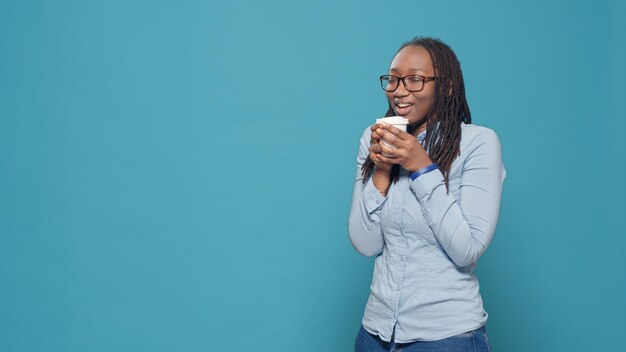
[389,67,426,73]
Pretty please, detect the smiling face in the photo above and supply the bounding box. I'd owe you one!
[385,45,436,132]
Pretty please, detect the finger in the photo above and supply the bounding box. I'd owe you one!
[378,153,397,164]
[370,153,380,165]
[370,123,382,132]
[374,124,388,139]
[369,142,381,154]
[379,142,399,157]
[379,130,401,147]
[380,124,407,140]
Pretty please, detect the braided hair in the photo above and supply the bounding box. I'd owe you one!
[361,37,471,190]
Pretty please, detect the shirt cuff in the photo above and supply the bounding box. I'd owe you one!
[409,168,445,200]
[363,177,387,214]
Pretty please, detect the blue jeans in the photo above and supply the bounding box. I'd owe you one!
[355,325,491,352]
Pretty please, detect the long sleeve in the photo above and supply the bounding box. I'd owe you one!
[409,128,506,267]
[348,128,387,257]
[356,123,505,342]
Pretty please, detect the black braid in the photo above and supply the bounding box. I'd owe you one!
[361,37,471,191]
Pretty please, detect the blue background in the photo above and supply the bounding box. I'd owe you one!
[1,0,625,351]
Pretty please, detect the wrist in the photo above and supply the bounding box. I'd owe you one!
[409,163,439,181]
[405,158,433,173]
[372,168,391,196]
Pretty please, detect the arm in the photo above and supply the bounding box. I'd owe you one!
[347,129,387,257]
[409,129,506,267]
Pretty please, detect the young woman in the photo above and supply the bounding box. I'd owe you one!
[348,37,505,351]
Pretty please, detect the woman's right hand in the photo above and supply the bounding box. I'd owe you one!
[369,124,393,172]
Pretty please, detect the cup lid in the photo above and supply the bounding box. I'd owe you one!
[376,116,409,125]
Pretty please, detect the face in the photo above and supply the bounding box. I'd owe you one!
[385,45,436,131]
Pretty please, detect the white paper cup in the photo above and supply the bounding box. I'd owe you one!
[375,116,409,157]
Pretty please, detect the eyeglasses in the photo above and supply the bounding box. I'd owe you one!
[380,75,438,92]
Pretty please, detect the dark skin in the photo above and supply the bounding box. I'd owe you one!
[369,45,436,195]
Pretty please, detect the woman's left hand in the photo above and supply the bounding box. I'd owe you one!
[377,124,434,172]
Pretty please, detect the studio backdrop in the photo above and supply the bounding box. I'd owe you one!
[1,0,624,351]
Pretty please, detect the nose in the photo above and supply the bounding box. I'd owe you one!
[394,79,410,97]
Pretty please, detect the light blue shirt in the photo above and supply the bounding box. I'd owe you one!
[348,122,506,343]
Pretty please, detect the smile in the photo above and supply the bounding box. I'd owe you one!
[394,102,414,115]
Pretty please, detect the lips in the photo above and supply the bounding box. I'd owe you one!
[394,101,414,116]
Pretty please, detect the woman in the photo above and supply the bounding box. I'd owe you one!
[348,37,505,351]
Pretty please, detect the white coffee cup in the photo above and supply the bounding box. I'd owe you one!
[375,116,409,157]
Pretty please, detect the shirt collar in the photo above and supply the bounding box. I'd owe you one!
[417,129,427,143]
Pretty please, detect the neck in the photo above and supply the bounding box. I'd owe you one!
[412,123,427,136]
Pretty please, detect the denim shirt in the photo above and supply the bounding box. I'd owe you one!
[348,122,506,343]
